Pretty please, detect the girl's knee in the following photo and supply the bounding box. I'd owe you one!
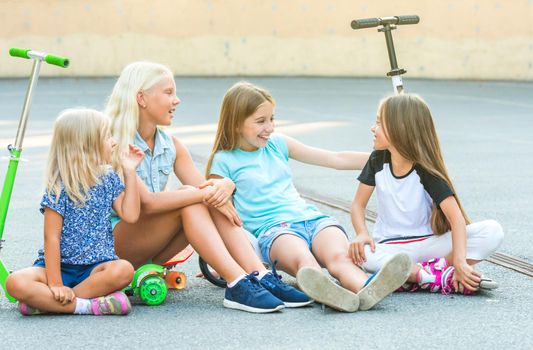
[6,272,27,299]
[324,253,354,275]
[480,219,505,249]
[107,260,134,287]
[360,245,385,273]
[181,202,208,216]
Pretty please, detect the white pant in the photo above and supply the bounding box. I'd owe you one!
[362,220,504,273]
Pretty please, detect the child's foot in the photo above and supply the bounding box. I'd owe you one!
[18,302,46,316]
[296,267,359,312]
[224,273,285,313]
[417,257,449,292]
[358,253,411,311]
[259,263,313,308]
[90,291,132,315]
[441,267,499,295]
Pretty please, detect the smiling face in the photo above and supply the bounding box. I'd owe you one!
[238,101,275,151]
[371,109,390,150]
[140,75,180,126]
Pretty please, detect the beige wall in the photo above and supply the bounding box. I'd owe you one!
[1,0,532,80]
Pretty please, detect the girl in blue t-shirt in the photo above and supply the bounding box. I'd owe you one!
[351,94,503,295]
[6,108,144,316]
[206,81,413,312]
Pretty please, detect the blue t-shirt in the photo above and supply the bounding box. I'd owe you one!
[36,170,125,265]
[210,133,324,237]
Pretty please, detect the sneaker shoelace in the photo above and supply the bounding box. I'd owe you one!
[266,260,291,291]
[243,271,266,294]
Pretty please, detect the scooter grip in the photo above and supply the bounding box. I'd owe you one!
[9,47,30,59]
[351,18,380,29]
[45,55,69,68]
[396,15,419,25]
[9,47,69,68]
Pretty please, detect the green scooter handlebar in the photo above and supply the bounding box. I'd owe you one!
[9,47,69,68]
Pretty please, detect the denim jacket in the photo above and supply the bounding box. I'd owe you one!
[110,128,176,230]
[134,129,176,193]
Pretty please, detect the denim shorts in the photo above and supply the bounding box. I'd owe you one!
[33,259,112,288]
[258,216,347,265]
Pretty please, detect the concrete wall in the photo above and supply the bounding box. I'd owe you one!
[1,0,532,80]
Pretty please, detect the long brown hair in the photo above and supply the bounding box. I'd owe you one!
[205,81,275,176]
[379,93,470,234]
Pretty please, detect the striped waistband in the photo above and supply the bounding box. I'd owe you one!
[378,234,433,245]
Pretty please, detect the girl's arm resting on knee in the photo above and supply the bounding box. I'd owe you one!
[171,136,234,205]
[139,180,208,215]
[439,196,481,291]
[349,183,376,265]
[201,175,235,207]
[171,136,236,200]
[284,134,369,170]
[43,209,75,304]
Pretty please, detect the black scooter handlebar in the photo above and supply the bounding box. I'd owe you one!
[351,15,419,29]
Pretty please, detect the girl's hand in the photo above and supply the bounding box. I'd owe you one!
[120,144,145,171]
[199,178,235,208]
[349,234,376,266]
[215,201,242,226]
[453,260,482,292]
[49,285,76,305]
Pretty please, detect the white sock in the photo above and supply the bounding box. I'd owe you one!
[257,270,270,280]
[227,274,247,288]
[74,298,92,315]
[417,269,436,285]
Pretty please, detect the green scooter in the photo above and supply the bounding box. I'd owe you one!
[0,48,69,302]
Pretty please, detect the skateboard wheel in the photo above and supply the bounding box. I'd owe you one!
[139,275,168,305]
[166,271,187,289]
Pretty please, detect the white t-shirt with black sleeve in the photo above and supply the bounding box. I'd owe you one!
[357,150,454,243]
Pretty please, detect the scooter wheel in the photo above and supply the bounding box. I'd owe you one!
[139,275,168,306]
[198,256,227,288]
[166,271,187,289]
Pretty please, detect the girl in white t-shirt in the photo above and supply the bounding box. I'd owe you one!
[351,93,504,295]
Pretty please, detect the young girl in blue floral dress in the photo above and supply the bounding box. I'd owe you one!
[6,108,144,315]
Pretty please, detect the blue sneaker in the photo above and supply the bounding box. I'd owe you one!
[224,272,285,313]
[259,262,313,308]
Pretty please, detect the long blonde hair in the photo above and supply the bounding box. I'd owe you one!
[205,81,275,176]
[45,108,111,207]
[105,61,174,171]
[379,93,470,234]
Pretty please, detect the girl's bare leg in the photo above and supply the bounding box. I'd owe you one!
[6,268,76,313]
[268,234,321,276]
[72,259,134,299]
[114,203,245,283]
[209,207,266,273]
[312,227,368,293]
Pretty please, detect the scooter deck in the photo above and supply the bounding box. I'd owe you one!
[162,245,194,267]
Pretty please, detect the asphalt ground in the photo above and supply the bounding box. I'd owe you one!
[0,77,532,349]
